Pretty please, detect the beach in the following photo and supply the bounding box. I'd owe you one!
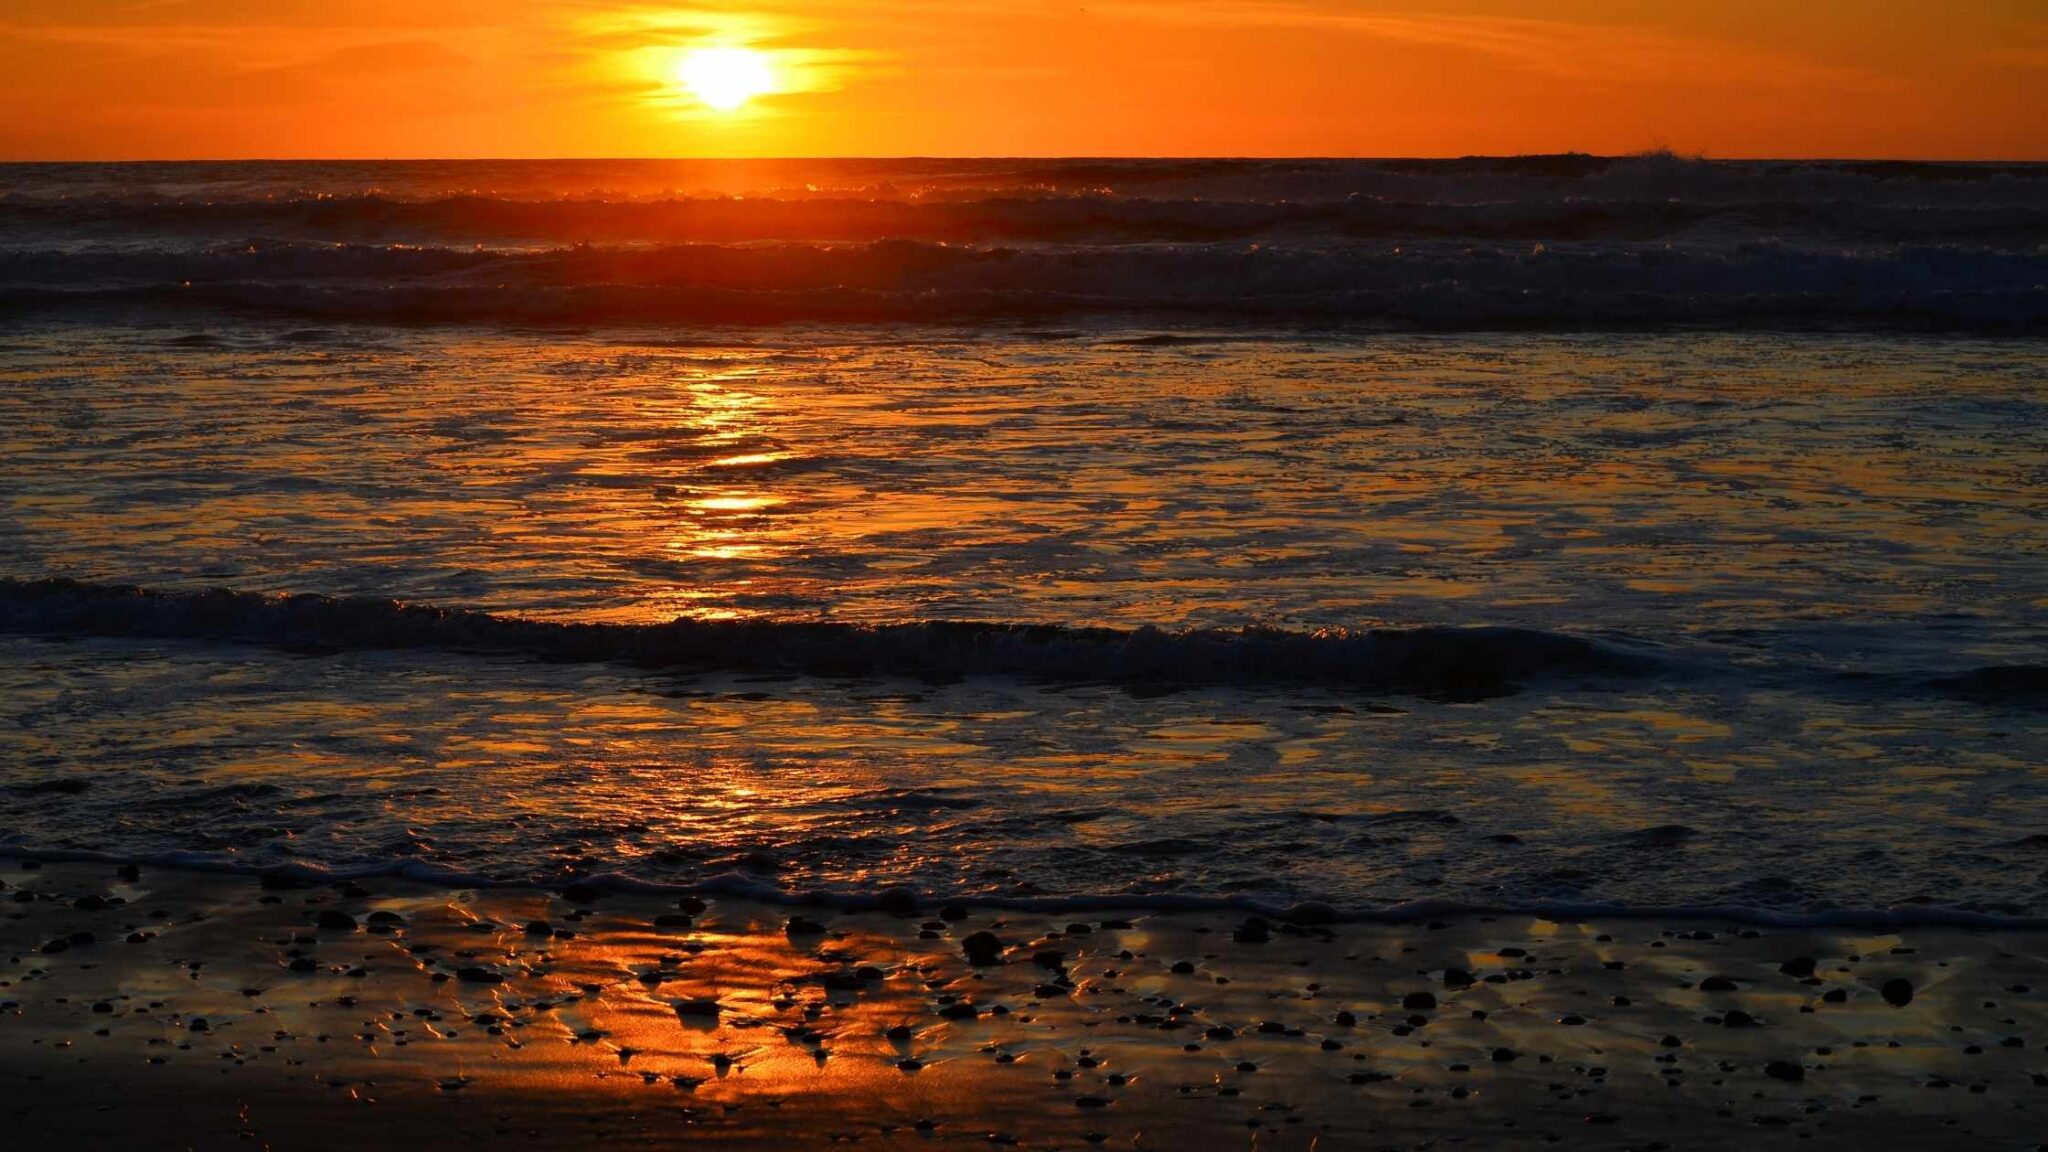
[6,859,2045,1149]
[1,157,2043,1148]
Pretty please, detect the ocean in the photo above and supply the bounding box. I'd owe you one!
[0,157,2042,925]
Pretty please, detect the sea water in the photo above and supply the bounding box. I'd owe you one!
[0,158,2042,923]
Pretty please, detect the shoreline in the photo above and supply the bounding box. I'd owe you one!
[6,859,2045,1149]
[9,845,2048,933]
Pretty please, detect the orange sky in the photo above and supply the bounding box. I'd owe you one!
[1,1,2042,160]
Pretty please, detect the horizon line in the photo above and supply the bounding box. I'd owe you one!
[4,153,2045,165]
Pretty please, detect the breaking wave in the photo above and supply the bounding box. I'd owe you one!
[0,578,1645,697]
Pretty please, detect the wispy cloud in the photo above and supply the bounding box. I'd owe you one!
[1091,1,1894,90]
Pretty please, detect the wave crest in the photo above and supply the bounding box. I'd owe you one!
[0,578,1645,696]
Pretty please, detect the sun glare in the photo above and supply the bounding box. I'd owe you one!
[677,47,775,112]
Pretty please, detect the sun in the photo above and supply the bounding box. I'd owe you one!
[676,48,775,112]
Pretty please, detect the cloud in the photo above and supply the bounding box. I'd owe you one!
[1089,1,1894,91]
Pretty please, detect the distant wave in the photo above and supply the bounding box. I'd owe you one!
[2,240,2039,331]
[2,155,2041,332]
[1932,663,2048,706]
[6,194,2044,246]
[0,578,1644,697]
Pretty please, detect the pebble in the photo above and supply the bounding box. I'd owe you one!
[961,931,1006,966]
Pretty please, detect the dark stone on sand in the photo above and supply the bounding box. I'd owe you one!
[366,911,404,925]
[40,938,70,954]
[1822,988,1849,1003]
[939,1002,981,1021]
[786,915,829,935]
[875,887,919,915]
[1722,1010,1758,1027]
[288,957,317,972]
[1281,902,1339,925]
[1882,978,1914,1007]
[1493,1047,1518,1062]
[818,968,865,990]
[1099,919,1133,930]
[456,967,504,984]
[1403,992,1437,1011]
[1444,968,1475,989]
[92,1001,113,1014]
[1033,950,1066,969]
[885,1025,914,1041]
[73,894,108,911]
[961,931,1006,966]
[1232,918,1272,944]
[674,998,721,1019]
[524,920,555,936]
[1765,1060,1805,1082]
[677,896,707,914]
[1779,957,1817,977]
[316,911,357,931]
[1699,976,1739,992]
[1625,825,1699,848]
[1334,1010,1356,1027]
[1169,960,1197,975]
[189,1018,209,1032]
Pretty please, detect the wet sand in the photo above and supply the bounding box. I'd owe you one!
[3,859,2045,1149]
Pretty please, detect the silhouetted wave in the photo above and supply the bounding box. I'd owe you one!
[0,578,1642,697]
[1933,663,2048,707]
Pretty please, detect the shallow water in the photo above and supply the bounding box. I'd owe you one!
[0,321,2041,919]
